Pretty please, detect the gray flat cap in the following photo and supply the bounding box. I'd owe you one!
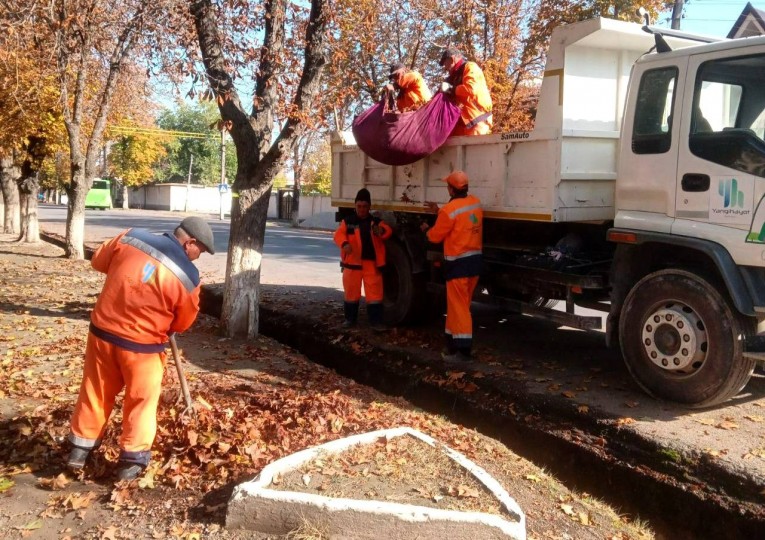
[179,216,215,254]
[439,47,462,66]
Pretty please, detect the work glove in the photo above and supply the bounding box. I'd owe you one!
[440,82,453,94]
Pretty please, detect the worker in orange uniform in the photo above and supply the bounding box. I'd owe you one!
[66,217,215,481]
[334,188,393,330]
[385,62,432,112]
[438,48,493,136]
[421,171,483,361]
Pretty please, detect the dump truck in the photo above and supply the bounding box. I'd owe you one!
[330,17,765,407]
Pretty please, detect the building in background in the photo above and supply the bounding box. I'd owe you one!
[728,2,765,38]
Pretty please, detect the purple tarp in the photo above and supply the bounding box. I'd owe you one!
[351,92,460,166]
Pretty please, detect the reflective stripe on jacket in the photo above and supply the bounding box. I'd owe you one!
[333,214,393,269]
[89,229,201,349]
[396,71,432,111]
[427,194,483,279]
[448,60,493,130]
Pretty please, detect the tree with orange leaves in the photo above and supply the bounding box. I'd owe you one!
[189,0,329,338]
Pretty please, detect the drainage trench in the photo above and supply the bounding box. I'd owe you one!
[251,307,765,540]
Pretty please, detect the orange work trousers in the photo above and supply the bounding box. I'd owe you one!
[445,276,479,352]
[343,260,383,303]
[451,120,491,137]
[69,332,165,461]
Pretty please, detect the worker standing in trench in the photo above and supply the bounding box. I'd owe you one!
[334,188,393,331]
[421,171,484,361]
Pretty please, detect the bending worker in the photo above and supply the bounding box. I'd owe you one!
[421,171,483,361]
[334,188,392,330]
[385,62,432,112]
[67,217,215,481]
[439,48,493,136]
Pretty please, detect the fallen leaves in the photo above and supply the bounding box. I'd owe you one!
[38,473,70,491]
[0,476,14,492]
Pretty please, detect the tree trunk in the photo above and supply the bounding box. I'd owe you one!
[1,155,21,234]
[64,177,88,259]
[221,182,272,337]
[122,184,129,209]
[16,136,47,243]
[191,0,328,338]
[18,189,40,243]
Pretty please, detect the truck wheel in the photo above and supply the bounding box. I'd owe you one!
[619,269,755,407]
[383,240,425,325]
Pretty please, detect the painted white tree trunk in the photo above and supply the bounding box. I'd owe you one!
[221,186,271,338]
[19,191,40,243]
[65,184,87,259]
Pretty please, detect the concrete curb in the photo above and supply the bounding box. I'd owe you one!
[227,427,526,539]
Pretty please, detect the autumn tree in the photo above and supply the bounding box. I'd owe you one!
[324,0,672,132]
[108,127,169,208]
[299,138,331,195]
[189,0,328,337]
[0,8,66,240]
[20,0,186,259]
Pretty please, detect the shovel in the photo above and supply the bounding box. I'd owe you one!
[169,333,195,418]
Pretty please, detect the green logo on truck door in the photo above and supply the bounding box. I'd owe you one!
[747,194,765,243]
[710,175,752,224]
[719,178,744,209]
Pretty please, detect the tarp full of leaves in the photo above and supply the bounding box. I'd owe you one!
[351,92,460,166]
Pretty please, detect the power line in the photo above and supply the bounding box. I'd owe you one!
[109,125,213,140]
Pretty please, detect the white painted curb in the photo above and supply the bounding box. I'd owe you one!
[227,427,526,540]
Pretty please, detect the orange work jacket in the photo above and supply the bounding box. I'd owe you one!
[447,60,493,130]
[334,214,393,269]
[396,71,432,112]
[89,229,201,352]
[427,194,483,279]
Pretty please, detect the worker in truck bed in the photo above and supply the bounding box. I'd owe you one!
[438,48,493,136]
[66,217,215,481]
[421,171,484,361]
[385,62,432,112]
[334,188,393,331]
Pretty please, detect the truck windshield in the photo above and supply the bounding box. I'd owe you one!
[690,54,765,178]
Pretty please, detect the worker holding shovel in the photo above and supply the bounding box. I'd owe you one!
[66,217,215,481]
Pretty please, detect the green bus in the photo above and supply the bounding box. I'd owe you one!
[85,178,112,210]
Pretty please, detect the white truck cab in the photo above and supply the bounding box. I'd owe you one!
[331,17,765,407]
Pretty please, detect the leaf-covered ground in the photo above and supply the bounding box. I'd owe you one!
[0,236,653,540]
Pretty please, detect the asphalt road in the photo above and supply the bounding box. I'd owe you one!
[36,204,765,495]
[37,205,341,288]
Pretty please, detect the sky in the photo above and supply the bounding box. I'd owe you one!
[656,0,753,37]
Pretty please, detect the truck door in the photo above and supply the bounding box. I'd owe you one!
[617,59,686,232]
[674,47,765,253]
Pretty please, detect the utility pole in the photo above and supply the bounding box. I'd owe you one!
[184,154,193,213]
[219,129,227,220]
[671,0,684,30]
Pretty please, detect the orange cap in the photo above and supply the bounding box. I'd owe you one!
[443,171,469,189]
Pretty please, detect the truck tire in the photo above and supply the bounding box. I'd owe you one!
[619,269,755,407]
[383,240,425,325]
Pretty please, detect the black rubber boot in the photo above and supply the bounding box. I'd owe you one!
[66,446,91,472]
[343,302,359,328]
[115,462,145,481]
[367,303,386,331]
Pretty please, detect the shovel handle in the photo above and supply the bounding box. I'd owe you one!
[169,334,194,415]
